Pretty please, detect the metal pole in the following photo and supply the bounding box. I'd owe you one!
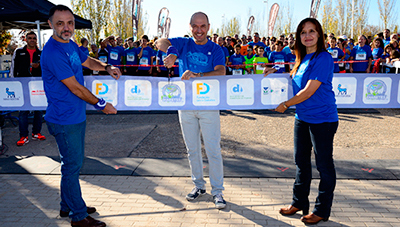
[351,0,354,39]
[36,20,42,50]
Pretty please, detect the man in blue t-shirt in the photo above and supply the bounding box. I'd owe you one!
[124,37,139,75]
[268,40,288,73]
[383,29,391,46]
[137,35,155,76]
[349,35,372,73]
[79,37,92,75]
[162,12,227,210]
[248,32,266,48]
[102,35,124,67]
[41,5,121,227]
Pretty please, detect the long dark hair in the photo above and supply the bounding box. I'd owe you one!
[290,18,326,77]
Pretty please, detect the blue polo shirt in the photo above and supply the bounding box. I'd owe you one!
[138,46,155,70]
[41,37,88,125]
[169,37,225,76]
[106,45,124,66]
[292,51,338,123]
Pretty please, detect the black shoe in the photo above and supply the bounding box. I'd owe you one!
[186,187,206,201]
[60,206,97,217]
[71,216,106,227]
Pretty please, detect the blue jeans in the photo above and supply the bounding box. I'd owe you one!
[178,110,224,195]
[18,111,43,137]
[47,121,88,222]
[291,119,338,219]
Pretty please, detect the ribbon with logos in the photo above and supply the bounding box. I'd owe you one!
[1,73,399,111]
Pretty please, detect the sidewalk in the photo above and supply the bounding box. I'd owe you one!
[1,174,399,227]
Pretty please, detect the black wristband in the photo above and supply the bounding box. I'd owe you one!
[105,64,112,71]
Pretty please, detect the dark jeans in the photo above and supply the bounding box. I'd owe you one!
[47,121,88,222]
[291,118,338,219]
[18,111,43,137]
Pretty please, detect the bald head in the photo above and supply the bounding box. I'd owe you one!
[190,12,209,25]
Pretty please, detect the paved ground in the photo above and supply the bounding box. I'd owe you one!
[1,175,400,227]
[1,109,400,226]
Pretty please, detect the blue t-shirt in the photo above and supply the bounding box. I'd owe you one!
[383,38,391,47]
[41,37,88,125]
[124,47,138,65]
[79,46,90,70]
[327,47,344,73]
[248,41,266,48]
[292,51,338,124]
[106,45,124,66]
[350,45,372,72]
[282,46,291,55]
[169,37,225,76]
[138,46,155,70]
[264,46,272,58]
[286,53,296,71]
[229,53,245,66]
[157,50,168,71]
[220,46,229,59]
[372,48,384,59]
[268,51,287,73]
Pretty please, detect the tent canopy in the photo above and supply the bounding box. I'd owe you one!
[0,0,92,30]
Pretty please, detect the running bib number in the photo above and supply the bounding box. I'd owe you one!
[99,56,107,63]
[110,51,118,60]
[289,63,294,70]
[232,69,242,75]
[256,64,264,71]
[140,58,148,65]
[127,54,135,62]
[355,52,366,60]
[162,55,167,62]
[276,59,285,68]
[329,50,338,58]
[339,62,344,67]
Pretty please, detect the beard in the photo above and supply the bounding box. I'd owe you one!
[53,28,74,41]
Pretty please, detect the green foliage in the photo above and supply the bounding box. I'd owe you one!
[0,31,12,55]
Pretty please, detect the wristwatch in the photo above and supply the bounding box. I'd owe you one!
[104,64,112,71]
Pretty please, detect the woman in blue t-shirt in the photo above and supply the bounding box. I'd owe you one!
[264,18,338,225]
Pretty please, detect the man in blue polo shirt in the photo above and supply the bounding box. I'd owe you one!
[161,12,227,210]
[41,5,121,227]
[349,35,372,73]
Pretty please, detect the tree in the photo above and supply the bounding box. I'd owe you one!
[0,31,12,55]
[335,0,352,37]
[71,0,111,45]
[352,0,370,38]
[271,2,295,37]
[321,0,338,36]
[109,0,133,40]
[377,0,398,31]
[222,16,241,37]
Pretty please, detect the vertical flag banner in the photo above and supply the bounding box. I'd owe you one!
[268,3,280,37]
[157,7,170,38]
[247,16,255,37]
[164,17,171,38]
[132,0,141,38]
[310,0,321,18]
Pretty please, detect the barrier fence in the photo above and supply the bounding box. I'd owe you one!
[0,73,399,111]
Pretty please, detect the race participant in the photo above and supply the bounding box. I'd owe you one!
[102,35,124,68]
[228,44,246,75]
[137,35,155,76]
[124,37,139,75]
[268,40,288,73]
[327,37,345,73]
[253,45,269,74]
[248,32,267,48]
[244,45,255,74]
[349,35,372,73]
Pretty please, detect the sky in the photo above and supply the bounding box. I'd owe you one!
[48,0,399,39]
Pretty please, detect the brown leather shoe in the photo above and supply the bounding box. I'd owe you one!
[279,205,308,215]
[60,206,97,217]
[71,216,106,227]
[301,213,328,224]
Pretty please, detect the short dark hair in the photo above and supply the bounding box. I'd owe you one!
[141,35,149,41]
[80,37,88,44]
[234,44,241,48]
[49,5,74,22]
[330,37,336,41]
[276,40,283,46]
[128,37,134,42]
[26,31,37,37]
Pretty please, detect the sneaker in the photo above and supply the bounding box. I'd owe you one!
[186,187,206,201]
[17,137,29,146]
[32,133,46,141]
[213,194,226,209]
